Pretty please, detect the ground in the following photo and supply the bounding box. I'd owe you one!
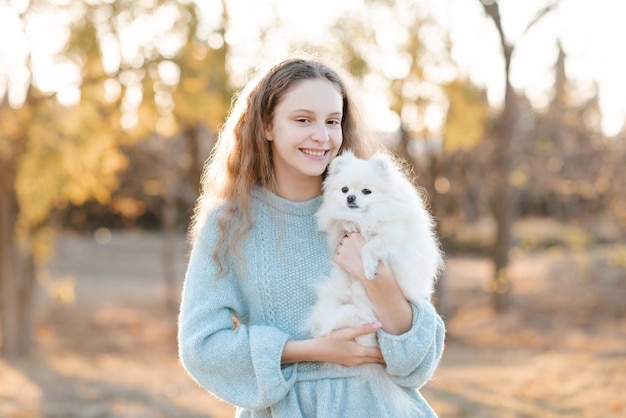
[1,228,625,418]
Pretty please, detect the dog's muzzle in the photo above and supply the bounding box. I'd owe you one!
[347,195,359,209]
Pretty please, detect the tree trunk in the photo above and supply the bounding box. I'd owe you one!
[17,248,37,355]
[184,126,203,193]
[161,136,180,312]
[0,174,20,358]
[479,0,517,312]
[491,67,517,312]
[162,193,179,312]
[1,162,39,358]
[480,0,557,312]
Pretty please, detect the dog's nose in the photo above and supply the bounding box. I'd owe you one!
[347,195,356,203]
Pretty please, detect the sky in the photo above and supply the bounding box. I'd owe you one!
[1,0,625,136]
[221,0,626,136]
[441,0,626,136]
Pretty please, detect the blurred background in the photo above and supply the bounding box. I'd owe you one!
[1,0,625,417]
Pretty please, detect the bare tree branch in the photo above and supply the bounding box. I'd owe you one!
[524,0,560,35]
[480,0,559,66]
[479,0,513,68]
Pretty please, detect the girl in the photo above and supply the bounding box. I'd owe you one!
[178,55,445,417]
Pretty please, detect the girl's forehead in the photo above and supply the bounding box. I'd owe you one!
[277,78,343,112]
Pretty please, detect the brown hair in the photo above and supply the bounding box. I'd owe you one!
[191,54,381,275]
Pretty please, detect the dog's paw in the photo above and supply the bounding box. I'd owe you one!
[362,257,379,280]
[309,326,323,338]
[306,319,324,338]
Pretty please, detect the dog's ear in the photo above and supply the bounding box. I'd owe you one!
[370,153,394,178]
[340,149,356,158]
[328,150,356,175]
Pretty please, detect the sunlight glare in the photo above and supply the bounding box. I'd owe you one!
[57,86,81,107]
[100,33,122,75]
[104,78,122,103]
[157,61,180,87]
[0,76,5,101]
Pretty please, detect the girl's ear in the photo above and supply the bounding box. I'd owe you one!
[264,125,273,141]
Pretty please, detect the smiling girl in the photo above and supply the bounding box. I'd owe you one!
[177,55,445,417]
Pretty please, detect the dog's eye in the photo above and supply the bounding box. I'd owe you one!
[341,187,349,193]
[362,189,371,195]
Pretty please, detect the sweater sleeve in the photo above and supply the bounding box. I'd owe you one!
[376,298,445,389]
[177,216,297,409]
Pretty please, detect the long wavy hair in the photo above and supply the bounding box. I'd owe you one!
[191,55,381,275]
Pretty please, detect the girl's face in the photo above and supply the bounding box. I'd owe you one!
[265,78,343,198]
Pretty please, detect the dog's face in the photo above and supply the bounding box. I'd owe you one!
[322,150,393,213]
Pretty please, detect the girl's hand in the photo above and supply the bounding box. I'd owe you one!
[332,231,368,281]
[281,322,385,366]
[332,231,414,335]
[317,322,385,367]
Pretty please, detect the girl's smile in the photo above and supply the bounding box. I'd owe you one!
[300,148,331,159]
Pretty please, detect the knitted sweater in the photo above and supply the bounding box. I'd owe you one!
[178,187,445,418]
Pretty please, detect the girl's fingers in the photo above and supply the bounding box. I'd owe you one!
[358,344,385,364]
[325,322,386,366]
[362,346,386,363]
[346,321,382,339]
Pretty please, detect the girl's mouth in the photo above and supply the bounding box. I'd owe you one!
[301,149,328,158]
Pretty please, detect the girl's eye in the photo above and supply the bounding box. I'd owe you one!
[362,189,371,195]
[327,119,340,126]
[341,187,349,193]
[296,118,310,123]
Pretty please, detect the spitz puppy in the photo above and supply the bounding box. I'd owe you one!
[305,150,444,416]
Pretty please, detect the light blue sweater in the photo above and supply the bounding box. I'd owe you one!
[178,187,445,417]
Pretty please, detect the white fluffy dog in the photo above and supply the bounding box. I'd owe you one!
[305,150,444,416]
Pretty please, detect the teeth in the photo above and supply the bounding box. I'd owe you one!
[302,149,326,157]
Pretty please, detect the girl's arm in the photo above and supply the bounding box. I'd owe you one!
[281,322,385,366]
[333,232,446,389]
[178,216,297,410]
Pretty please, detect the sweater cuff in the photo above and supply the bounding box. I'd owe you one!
[377,299,438,377]
[249,325,297,405]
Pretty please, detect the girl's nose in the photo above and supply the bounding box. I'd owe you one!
[311,123,330,142]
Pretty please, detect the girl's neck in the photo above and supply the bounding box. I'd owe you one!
[270,177,322,202]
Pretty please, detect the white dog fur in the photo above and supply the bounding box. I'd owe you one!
[304,150,444,416]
